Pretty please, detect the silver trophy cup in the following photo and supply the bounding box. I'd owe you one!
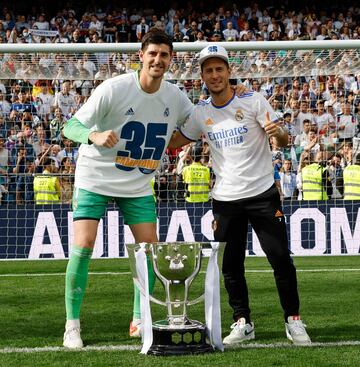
[126,242,223,355]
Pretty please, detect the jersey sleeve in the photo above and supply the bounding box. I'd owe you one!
[73,80,111,128]
[179,107,202,141]
[63,117,92,144]
[175,87,195,127]
[254,92,278,128]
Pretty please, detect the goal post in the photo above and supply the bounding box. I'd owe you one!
[0,40,359,260]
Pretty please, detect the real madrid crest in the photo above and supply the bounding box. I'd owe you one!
[235,108,244,121]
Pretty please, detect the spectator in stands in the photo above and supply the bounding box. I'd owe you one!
[78,14,90,33]
[340,141,353,169]
[210,21,223,40]
[186,21,199,42]
[182,144,211,203]
[73,68,93,96]
[314,100,336,133]
[136,17,149,41]
[350,72,360,96]
[49,107,66,143]
[301,150,332,200]
[297,100,315,129]
[0,178,7,203]
[11,91,37,116]
[343,152,360,200]
[57,137,78,165]
[116,17,131,43]
[268,83,287,110]
[33,157,61,204]
[53,81,76,117]
[300,126,322,157]
[11,130,35,164]
[180,62,197,80]
[36,81,54,122]
[0,133,8,185]
[172,22,184,42]
[336,102,356,141]
[223,21,239,41]
[12,145,26,204]
[328,153,344,199]
[94,64,111,80]
[187,79,203,103]
[60,156,75,203]
[220,9,238,31]
[282,112,299,143]
[81,53,97,78]
[15,14,30,32]
[89,14,103,37]
[279,159,297,199]
[71,29,85,43]
[0,91,11,117]
[15,155,35,204]
[32,123,50,156]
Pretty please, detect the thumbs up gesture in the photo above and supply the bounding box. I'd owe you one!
[264,111,288,146]
[264,111,279,138]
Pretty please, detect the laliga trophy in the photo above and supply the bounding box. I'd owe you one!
[126,242,224,356]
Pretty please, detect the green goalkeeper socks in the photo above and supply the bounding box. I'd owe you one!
[65,245,93,320]
[132,254,156,320]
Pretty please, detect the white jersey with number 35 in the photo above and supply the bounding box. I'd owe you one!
[74,73,193,197]
[180,91,278,201]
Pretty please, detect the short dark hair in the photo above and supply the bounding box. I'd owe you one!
[141,28,173,53]
[191,145,203,162]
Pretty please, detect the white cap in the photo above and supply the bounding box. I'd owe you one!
[199,44,229,66]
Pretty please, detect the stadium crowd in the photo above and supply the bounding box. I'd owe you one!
[0,2,360,204]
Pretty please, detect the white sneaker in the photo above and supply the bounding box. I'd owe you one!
[129,319,141,338]
[285,316,311,345]
[223,318,255,345]
[63,320,83,349]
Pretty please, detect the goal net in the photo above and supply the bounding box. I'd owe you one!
[0,40,359,260]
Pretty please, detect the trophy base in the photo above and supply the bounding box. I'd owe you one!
[147,321,214,356]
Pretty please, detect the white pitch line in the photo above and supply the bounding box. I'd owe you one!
[0,268,360,278]
[1,341,360,354]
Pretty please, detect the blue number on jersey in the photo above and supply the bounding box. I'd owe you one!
[116,121,168,174]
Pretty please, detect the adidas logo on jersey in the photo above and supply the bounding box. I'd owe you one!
[125,107,134,116]
[205,118,214,125]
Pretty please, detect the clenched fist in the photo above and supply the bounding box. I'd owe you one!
[89,130,119,148]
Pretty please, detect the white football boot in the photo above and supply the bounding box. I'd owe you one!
[223,318,255,345]
[285,316,311,345]
[63,319,83,349]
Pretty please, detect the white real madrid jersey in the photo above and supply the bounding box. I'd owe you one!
[180,91,277,201]
[74,73,193,197]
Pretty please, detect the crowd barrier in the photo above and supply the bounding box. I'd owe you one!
[0,200,359,259]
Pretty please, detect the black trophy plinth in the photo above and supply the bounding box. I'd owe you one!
[147,320,214,356]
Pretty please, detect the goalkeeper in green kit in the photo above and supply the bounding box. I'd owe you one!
[61,29,194,348]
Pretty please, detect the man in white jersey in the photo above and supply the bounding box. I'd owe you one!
[169,44,311,346]
[61,29,194,349]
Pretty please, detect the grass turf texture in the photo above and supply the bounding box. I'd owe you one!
[0,256,359,366]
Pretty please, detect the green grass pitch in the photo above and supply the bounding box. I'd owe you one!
[0,256,359,367]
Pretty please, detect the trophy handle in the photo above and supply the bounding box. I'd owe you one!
[187,294,205,306]
[133,278,167,306]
